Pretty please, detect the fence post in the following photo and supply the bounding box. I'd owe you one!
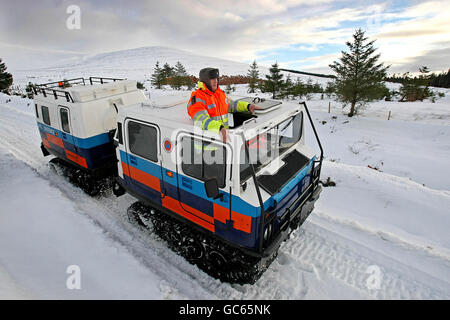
[328,101,331,113]
[388,111,391,120]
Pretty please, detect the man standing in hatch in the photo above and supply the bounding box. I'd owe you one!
[187,67,261,142]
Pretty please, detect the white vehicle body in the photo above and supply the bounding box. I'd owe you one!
[33,77,146,170]
[114,93,322,255]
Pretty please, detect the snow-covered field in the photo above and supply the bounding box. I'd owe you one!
[1,49,450,299]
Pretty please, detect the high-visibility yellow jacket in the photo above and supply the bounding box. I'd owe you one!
[187,82,251,133]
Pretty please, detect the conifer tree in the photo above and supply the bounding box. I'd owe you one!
[171,61,188,90]
[398,67,434,102]
[162,63,174,82]
[281,74,294,99]
[264,62,284,99]
[329,28,389,117]
[247,60,260,93]
[0,58,13,92]
[150,61,164,89]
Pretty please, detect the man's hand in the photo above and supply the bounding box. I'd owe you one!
[220,127,229,143]
[248,104,263,114]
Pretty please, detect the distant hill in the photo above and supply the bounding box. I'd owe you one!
[12,46,333,86]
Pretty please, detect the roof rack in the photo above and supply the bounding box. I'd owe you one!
[33,76,126,103]
[89,77,125,84]
[33,87,74,103]
[37,77,86,89]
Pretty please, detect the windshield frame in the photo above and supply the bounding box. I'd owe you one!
[239,110,303,185]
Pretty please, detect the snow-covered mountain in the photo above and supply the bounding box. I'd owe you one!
[12,45,332,87]
[12,46,269,86]
[52,46,254,75]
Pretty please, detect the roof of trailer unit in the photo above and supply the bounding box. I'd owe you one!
[123,93,302,132]
[67,80,138,103]
[33,79,139,103]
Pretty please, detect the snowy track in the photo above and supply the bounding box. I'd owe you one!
[1,96,449,299]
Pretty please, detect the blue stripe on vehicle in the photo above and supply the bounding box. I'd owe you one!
[39,124,115,169]
[122,174,162,205]
[164,181,214,217]
[120,150,310,220]
[120,150,261,218]
[37,122,110,149]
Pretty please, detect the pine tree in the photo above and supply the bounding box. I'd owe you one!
[264,62,284,99]
[25,82,36,99]
[281,74,294,99]
[247,60,260,93]
[0,58,13,92]
[329,28,389,117]
[174,61,187,76]
[150,61,164,89]
[162,63,174,84]
[171,61,188,90]
[292,78,306,99]
[398,67,434,102]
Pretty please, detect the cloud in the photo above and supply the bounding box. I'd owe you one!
[0,0,449,74]
[388,43,450,74]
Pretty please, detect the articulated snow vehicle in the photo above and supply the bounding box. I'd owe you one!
[33,77,323,284]
[33,77,146,195]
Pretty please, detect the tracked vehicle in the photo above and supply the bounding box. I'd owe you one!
[32,76,323,283]
[113,95,323,283]
[33,77,146,195]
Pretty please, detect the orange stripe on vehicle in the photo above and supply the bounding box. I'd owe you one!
[213,203,229,224]
[162,196,215,232]
[231,211,252,234]
[180,200,215,225]
[65,149,87,168]
[42,138,50,149]
[121,162,131,177]
[125,164,161,192]
[46,132,64,148]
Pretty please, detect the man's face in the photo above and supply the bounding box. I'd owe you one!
[210,78,218,91]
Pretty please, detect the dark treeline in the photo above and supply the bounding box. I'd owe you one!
[386,69,450,88]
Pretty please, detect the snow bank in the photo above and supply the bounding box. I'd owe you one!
[0,150,180,299]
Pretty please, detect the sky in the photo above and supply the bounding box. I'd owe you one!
[0,0,449,75]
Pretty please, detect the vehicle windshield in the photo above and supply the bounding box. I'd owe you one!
[240,112,303,183]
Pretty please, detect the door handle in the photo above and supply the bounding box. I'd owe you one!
[182,177,192,189]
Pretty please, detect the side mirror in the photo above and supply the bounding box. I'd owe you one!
[204,178,220,199]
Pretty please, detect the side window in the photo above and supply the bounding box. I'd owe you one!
[35,104,39,118]
[128,121,158,162]
[117,122,123,144]
[59,108,70,133]
[41,106,51,125]
[181,136,226,188]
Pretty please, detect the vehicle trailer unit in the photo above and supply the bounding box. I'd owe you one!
[33,77,146,194]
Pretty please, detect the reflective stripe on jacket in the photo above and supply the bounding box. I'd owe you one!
[187,81,250,133]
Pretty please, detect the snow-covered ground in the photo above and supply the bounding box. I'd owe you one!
[1,49,450,299]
